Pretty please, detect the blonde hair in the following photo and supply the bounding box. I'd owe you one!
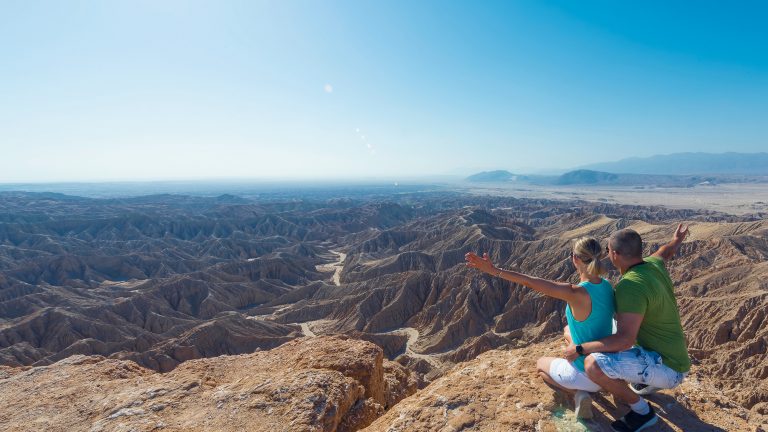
[573,237,607,277]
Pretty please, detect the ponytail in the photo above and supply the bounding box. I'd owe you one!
[573,237,607,277]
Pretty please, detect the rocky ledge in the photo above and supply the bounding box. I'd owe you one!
[0,336,765,431]
[0,336,417,432]
[364,338,766,432]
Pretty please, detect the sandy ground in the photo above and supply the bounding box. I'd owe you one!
[315,250,346,286]
[300,322,317,337]
[463,183,768,215]
[377,327,444,369]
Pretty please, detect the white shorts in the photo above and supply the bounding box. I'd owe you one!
[549,358,602,392]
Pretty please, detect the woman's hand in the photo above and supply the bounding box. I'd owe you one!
[564,343,579,362]
[465,252,497,275]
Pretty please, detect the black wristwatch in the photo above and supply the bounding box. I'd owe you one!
[576,345,585,356]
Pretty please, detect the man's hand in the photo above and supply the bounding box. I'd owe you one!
[564,343,579,362]
[465,252,496,275]
[673,223,689,245]
[653,223,690,261]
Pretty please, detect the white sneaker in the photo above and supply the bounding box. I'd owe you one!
[574,390,593,420]
[630,383,660,396]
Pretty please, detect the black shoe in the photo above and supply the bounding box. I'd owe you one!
[630,382,660,395]
[611,405,658,431]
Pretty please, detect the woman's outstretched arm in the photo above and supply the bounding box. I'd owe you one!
[465,252,580,303]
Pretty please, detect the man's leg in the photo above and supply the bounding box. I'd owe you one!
[583,355,638,405]
[585,354,658,431]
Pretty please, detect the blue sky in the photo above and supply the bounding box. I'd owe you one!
[1,1,767,182]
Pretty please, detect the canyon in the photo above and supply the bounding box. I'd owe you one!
[0,189,766,430]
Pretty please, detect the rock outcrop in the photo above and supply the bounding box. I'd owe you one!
[0,336,417,432]
[364,339,765,432]
[1,336,762,431]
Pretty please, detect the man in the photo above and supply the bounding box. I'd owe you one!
[565,224,691,432]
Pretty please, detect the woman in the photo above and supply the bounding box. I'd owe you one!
[465,237,614,420]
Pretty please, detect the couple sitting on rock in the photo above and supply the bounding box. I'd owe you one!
[466,225,690,432]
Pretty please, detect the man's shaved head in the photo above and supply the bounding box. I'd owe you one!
[609,229,643,259]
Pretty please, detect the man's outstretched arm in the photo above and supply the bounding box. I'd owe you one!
[652,223,689,262]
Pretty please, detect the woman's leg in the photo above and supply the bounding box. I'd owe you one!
[539,357,599,420]
[539,357,603,393]
[536,356,575,395]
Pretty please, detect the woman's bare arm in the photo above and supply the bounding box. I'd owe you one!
[465,252,581,303]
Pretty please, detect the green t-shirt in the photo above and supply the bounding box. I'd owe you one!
[615,256,691,373]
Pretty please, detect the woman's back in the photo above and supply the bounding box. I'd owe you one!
[566,278,615,371]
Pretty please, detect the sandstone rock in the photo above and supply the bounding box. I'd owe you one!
[363,339,763,432]
[0,336,416,432]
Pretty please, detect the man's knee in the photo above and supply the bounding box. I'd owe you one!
[584,355,606,381]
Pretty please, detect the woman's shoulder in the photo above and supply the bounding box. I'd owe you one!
[598,278,613,289]
[580,279,615,304]
[578,278,613,289]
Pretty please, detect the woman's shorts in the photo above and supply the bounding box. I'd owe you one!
[548,358,602,392]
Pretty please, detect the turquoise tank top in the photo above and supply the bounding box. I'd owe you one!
[566,278,616,372]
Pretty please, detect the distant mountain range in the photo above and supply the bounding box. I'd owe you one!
[578,152,768,175]
[465,152,768,186]
[465,169,734,187]
[553,170,734,187]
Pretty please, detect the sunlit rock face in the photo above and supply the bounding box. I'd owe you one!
[0,336,418,432]
[0,337,758,432]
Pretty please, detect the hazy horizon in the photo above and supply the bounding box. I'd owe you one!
[0,149,765,185]
[3,1,767,182]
